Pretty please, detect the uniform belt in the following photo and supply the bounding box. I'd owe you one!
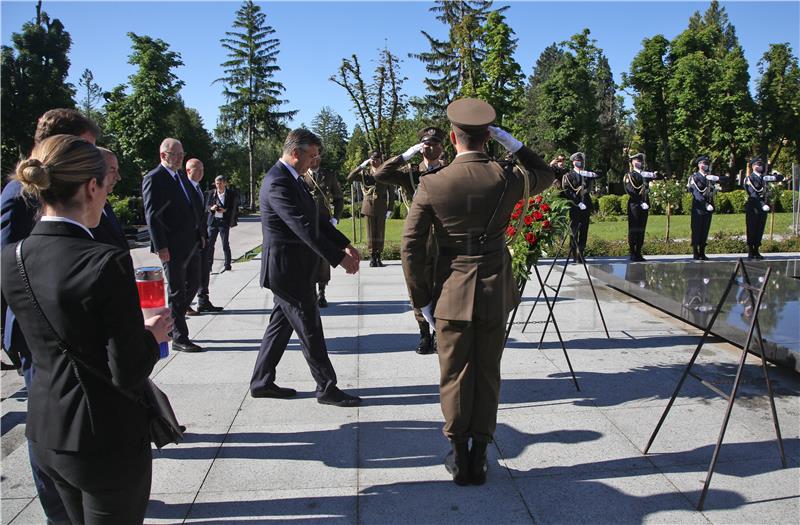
[439,239,506,257]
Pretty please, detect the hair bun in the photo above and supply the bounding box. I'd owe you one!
[16,158,51,191]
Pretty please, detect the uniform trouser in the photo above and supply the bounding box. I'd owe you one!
[627,205,649,254]
[31,442,152,525]
[690,206,713,247]
[251,288,338,396]
[745,202,768,247]
[162,247,201,343]
[365,214,386,253]
[436,314,506,443]
[568,207,590,257]
[208,220,232,267]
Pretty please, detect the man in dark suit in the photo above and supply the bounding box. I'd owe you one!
[90,147,129,250]
[250,128,362,407]
[206,175,237,273]
[142,138,205,352]
[184,159,220,314]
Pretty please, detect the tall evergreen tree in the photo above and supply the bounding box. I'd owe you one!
[216,0,295,207]
[520,43,565,152]
[311,106,349,175]
[78,68,103,121]
[1,0,75,169]
[477,11,524,131]
[755,43,800,167]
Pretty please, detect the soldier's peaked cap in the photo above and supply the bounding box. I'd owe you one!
[695,155,710,164]
[629,152,645,161]
[446,98,496,130]
[418,127,445,143]
[570,152,585,162]
[749,156,764,166]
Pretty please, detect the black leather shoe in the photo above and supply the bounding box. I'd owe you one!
[197,303,224,313]
[173,340,204,353]
[376,258,385,267]
[444,442,470,486]
[318,293,328,308]
[223,265,232,271]
[251,384,297,398]
[369,258,378,267]
[185,306,199,316]
[317,387,361,407]
[469,441,489,485]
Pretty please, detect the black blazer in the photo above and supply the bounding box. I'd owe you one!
[90,202,129,251]
[1,221,160,454]
[142,164,203,258]
[260,161,350,303]
[205,188,238,228]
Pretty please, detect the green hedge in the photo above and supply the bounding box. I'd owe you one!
[597,195,622,216]
[582,234,799,257]
[107,195,136,226]
[778,190,798,213]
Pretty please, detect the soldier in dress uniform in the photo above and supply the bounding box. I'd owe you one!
[561,152,598,263]
[401,98,554,486]
[688,155,721,261]
[302,153,345,306]
[347,151,394,267]
[374,127,447,355]
[743,157,784,260]
[624,153,658,262]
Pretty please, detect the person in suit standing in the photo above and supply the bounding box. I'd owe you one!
[1,134,173,524]
[183,159,219,315]
[206,175,238,273]
[561,152,597,263]
[347,151,394,267]
[142,138,205,352]
[373,127,447,355]
[402,98,554,486]
[250,129,362,407]
[90,147,129,251]
[301,154,344,308]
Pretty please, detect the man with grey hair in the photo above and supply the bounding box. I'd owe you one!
[142,138,205,352]
[250,128,362,407]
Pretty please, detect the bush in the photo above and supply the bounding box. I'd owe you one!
[108,195,136,226]
[778,190,798,213]
[681,193,694,214]
[715,192,733,214]
[726,190,747,214]
[620,194,630,213]
[597,194,622,216]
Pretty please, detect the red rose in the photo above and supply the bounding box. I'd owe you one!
[532,210,544,221]
[511,210,521,220]
[542,220,551,229]
[506,226,516,237]
[524,215,533,226]
[514,202,523,211]
[525,232,537,245]
[540,203,550,213]
[535,195,543,204]
[528,197,535,205]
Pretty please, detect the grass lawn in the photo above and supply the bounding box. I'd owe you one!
[337,213,796,244]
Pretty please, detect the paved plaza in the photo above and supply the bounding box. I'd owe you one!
[2,218,799,524]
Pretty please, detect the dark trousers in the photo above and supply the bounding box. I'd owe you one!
[250,289,337,395]
[365,214,386,254]
[745,202,768,247]
[568,207,590,257]
[163,249,201,343]
[691,204,713,247]
[197,240,212,305]
[208,220,232,268]
[627,204,649,254]
[31,442,152,525]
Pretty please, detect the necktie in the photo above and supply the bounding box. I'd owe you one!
[173,173,190,203]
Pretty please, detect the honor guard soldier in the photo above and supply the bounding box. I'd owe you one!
[374,127,447,355]
[624,153,659,262]
[401,98,554,486]
[561,152,598,263]
[302,153,345,306]
[549,154,568,184]
[744,157,783,259]
[347,151,394,267]
[688,155,720,260]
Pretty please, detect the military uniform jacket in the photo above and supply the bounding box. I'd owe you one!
[562,170,593,209]
[302,169,344,222]
[401,147,553,322]
[346,166,394,217]
[373,155,446,203]
[744,174,768,210]
[624,171,649,206]
[689,172,714,209]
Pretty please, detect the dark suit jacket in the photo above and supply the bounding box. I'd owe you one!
[1,221,160,454]
[260,161,350,304]
[90,202,129,251]
[205,188,238,228]
[142,165,203,258]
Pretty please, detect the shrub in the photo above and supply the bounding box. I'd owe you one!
[778,190,798,213]
[715,192,733,214]
[620,194,630,213]
[681,193,694,214]
[597,194,622,216]
[108,195,136,226]
[726,190,747,214]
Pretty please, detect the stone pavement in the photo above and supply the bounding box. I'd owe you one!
[2,245,799,523]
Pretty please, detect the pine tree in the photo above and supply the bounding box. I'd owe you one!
[78,68,103,121]
[311,106,349,175]
[477,11,524,131]
[755,43,800,167]
[216,0,295,207]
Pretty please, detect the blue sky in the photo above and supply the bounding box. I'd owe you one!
[2,1,799,135]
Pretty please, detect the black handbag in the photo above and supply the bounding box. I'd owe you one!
[15,240,183,449]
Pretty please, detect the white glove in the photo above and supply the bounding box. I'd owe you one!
[401,143,424,162]
[641,202,649,210]
[331,218,339,226]
[386,211,393,219]
[578,202,587,211]
[706,204,714,212]
[577,170,599,179]
[359,159,371,169]
[421,302,435,330]
[641,171,658,179]
[762,204,770,212]
[763,175,777,182]
[706,175,719,182]
[488,126,522,153]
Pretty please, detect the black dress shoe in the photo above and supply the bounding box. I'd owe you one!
[415,335,433,354]
[224,265,232,271]
[317,387,361,407]
[318,293,328,308]
[197,303,224,313]
[445,442,471,486]
[251,384,297,398]
[185,306,199,316]
[469,441,488,485]
[173,340,204,353]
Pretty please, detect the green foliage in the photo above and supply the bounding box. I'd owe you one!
[619,194,630,212]
[78,68,103,122]
[649,178,685,217]
[755,43,800,168]
[714,192,732,214]
[582,235,799,257]
[725,189,747,213]
[778,190,798,213]
[597,194,622,216]
[476,11,523,131]
[311,107,349,176]
[107,195,136,226]
[681,192,694,215]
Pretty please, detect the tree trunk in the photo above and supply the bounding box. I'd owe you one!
[248,127,255,209]
[665,205,671,242]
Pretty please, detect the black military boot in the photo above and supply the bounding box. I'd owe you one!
[444,441,470,486]
[754,246,764,260]
[415,321,433,354]
[317,285,328,308]
[699,245,709,261]
[747,245,755,260]
[375,251,385,267]
[636,244,647,262]
[369,253,378,267]
[469,440,489,485]
[692,245,700,260]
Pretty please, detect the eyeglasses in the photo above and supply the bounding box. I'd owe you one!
[164,150,184,157]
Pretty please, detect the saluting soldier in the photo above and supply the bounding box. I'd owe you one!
[688,155,720,261]
[374,127,447,355]
[302,153,344,306]
[402,98,554,486]
[743,157,782,260]
[624,152,658,262]
[347,152,394,267]
[561,152,597,263]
